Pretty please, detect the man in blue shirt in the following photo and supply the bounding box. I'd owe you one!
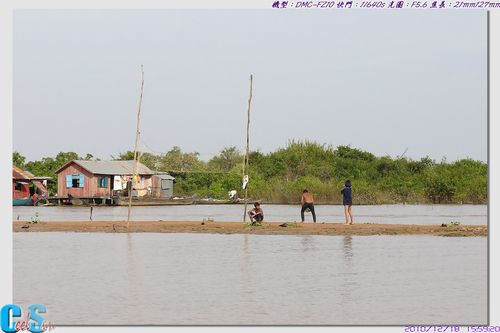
[341,180,354,225]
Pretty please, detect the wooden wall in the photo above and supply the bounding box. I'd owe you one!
[56,162,153,198]
[12,181,30,199]
[57,163,111,197]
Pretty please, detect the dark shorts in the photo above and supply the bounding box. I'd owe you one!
[250,213,263,222]
[343,200,352,206]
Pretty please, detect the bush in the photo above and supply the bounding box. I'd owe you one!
[14,143,487,204]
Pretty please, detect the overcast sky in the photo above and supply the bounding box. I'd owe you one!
[13,9,487,162]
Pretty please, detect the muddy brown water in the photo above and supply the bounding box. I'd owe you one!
[13,204,487,225]
[13,232,486,325]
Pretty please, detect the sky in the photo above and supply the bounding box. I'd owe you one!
[13,9,487,162]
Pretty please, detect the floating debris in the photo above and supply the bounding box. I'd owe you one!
[30,212,40,224]
[278,222,300,228]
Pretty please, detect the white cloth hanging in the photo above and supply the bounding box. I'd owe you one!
[113,175,123,190]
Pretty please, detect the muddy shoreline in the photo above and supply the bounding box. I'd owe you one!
[13,221,487,237]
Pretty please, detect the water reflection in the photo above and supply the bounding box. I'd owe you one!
[240,234,251,282]
[13,233,487,325]
[339,235,356,315]
[126,233,142,314]
[301,235,315,252]
[243,234,249,253]
[343,235,353,263]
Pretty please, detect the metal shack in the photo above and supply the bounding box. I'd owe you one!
[152,174,176,198]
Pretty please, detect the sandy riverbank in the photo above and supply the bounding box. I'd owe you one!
[13,220,487,237]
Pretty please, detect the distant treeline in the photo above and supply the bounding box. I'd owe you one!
[13,141,487,204]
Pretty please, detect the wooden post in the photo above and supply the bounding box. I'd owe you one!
[243,75,253,223]
[127,65,145,227]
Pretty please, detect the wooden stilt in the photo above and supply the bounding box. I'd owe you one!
[243,75,253,223]
[127,65,145,228]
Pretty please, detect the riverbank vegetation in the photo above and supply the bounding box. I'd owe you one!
[13,141,487,204]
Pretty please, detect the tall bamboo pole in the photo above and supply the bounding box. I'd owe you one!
[243,75,253,223]
[127,65,145,227]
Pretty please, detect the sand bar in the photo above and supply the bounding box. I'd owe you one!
[13,221,487,237]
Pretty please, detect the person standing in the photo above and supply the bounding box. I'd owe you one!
[341,180,354,225]
[31,192,38,206]
[301,189,317,223]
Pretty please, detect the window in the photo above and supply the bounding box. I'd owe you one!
[98,176,108,188]
[15,182,24,191]
[161,179,171,190]
[66,174,84,188]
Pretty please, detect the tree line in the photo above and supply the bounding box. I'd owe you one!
[13,141,487,204]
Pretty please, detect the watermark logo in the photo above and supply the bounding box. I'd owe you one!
[0,304,55,333]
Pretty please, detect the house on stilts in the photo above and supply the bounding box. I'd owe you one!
[54,160,175,205]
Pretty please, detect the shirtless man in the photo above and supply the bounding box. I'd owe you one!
[300,189,317,223]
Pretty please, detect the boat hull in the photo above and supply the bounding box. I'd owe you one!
[13,198,33,206]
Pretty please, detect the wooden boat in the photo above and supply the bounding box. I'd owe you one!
[13,198,33,206]
[114,197,195,206]
[194,198,243,205]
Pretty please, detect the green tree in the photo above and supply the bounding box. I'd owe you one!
[16,143,487,204]
[23,151,94,195]
[13,151,26,168]
[424,167,457,203]
[112,151,160,171]
[208,146,242,172]
[161,146,205,172]
[334,145,375,161]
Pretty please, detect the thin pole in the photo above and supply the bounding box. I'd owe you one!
[127,65,145,227]
[243,74,253,222]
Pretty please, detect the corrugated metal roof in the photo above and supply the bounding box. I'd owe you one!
[13,166,51,180]
[13,165,34,179]
[69,160,155,175]
[154,173,176,180]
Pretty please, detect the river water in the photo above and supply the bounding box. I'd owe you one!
[13,232,486,325]
[13,204,487,225]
